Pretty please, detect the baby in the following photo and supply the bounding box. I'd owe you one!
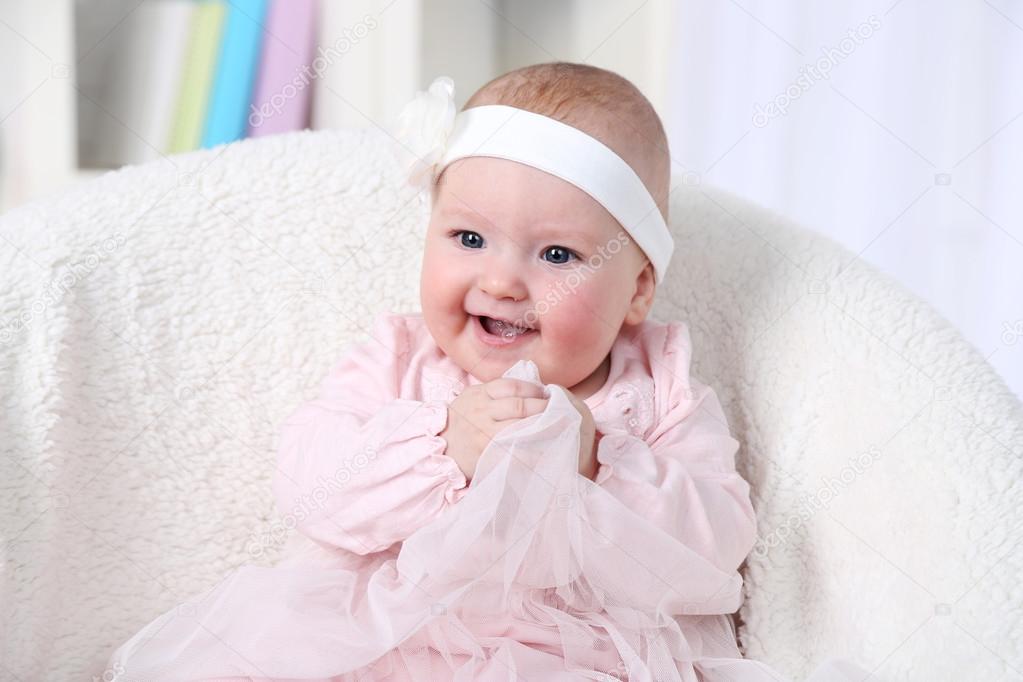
[422,62,667,489]
[108,62,867,682]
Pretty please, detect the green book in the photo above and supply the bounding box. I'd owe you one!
[167,1,227,154]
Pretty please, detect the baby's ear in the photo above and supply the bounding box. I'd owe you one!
[624,260,656,326]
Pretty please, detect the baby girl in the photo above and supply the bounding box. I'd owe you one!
[107,62,868,682]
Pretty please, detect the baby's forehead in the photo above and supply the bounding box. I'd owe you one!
[434,197,605,242]
[437,154,606,204]
[433,163,618,239]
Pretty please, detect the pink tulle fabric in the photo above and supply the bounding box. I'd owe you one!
[106,313,871,681]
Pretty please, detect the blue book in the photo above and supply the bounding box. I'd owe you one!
[201,0,268,148]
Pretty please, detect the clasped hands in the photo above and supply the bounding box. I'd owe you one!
[439,378,599,484]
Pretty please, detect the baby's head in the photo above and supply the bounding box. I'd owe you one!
[419,62,671,396]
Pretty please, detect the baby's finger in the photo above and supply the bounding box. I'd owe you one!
[483,378,546,400]
[488,395,549,421]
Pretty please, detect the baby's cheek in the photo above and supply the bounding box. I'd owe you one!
[422,256,460,313]
[544,286,613,348]
[421,267,443,300]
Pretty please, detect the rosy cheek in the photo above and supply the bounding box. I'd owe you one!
[423,245,449,284]
[420,260,438,298]
[423,263,445,291]
[539,283,607,344]
[421,254,452,311]
[423,252,467,320]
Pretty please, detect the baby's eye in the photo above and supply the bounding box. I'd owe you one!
[450,230,484,249]
[542,245,577,265]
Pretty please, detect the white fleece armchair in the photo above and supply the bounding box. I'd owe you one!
[1,128,1020,681]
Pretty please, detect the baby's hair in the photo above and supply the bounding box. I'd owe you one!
[455,61,671,226]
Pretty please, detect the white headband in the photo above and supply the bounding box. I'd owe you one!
[392,76,674,284]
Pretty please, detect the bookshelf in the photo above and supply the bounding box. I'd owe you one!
[0,0,673,213]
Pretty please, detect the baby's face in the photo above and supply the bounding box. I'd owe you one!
[420,156,653,396]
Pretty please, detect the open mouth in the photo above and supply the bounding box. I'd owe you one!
[474,315,537,341]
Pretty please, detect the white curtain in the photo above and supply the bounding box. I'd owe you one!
[668,0,1023,399]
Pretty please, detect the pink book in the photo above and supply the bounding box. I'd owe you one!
[247,0,317,137]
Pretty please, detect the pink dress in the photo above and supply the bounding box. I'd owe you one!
[107,312,870,682]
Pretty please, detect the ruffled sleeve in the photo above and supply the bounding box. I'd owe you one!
[272,312,469,555]
[593,322,758,574]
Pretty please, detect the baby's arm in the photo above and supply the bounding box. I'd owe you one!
[594,327,758,574]
[272,314,468,556]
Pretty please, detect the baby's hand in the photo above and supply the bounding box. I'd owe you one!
[440,378,548,483]
[562,389,598,481]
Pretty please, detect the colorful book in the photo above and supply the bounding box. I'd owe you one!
[201,0,269,148]
[168,1,227,154]
[247,0,317,137]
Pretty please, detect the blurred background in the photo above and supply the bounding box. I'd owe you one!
[0,0,1019,397]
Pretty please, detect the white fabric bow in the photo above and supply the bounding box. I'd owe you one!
[392,76,457,190]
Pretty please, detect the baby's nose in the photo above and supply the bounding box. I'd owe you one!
[478,261,528,301]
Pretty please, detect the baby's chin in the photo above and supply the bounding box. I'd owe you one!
[465,359,532,384]
[460,351,544,385]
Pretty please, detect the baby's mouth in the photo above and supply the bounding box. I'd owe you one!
[476,315,537,339]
